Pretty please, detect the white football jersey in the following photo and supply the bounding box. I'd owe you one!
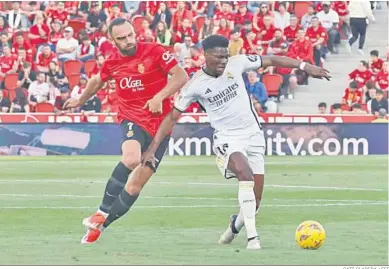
[174,54,263,136]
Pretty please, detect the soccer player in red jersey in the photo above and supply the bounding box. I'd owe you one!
[64,18,189,244]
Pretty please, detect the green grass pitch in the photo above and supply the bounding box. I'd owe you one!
[0,155,387,265]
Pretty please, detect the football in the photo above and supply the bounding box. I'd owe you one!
[295,220,326,250]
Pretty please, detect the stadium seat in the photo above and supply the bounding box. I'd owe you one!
[262,74,283,99]
[4,74,19,91]
[132,15,146,33]
[68,74,81,90]
[294,1,310,19]
[194,15,206,31]
[68,19,86,35]
[35,102,55,112]
[341,104,350,111]
[84,59,96,77]
[63,60,83,77]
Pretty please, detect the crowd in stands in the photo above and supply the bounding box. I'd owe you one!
[0,1,387,116]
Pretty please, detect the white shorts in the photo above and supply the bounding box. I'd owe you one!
[213,131,266,179]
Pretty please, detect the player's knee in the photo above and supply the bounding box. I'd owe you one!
[125,182,143,196]
[235,166,253,182]
[121,154,141,170]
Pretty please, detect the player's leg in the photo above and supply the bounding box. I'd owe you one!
[102,136,170,229]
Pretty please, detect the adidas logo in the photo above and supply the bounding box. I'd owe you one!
[205,88,212,94]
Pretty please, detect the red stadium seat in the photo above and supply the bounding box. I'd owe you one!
[132,15,146,33]
[294,1,310,19]
[68,74,81,90]
[84,59,96,77]
[68,19,86,35]
[4,74,19,91]
[341,104,350,111]
[262,74,283,98]
[63,60,83,77]
[35,102,55,112]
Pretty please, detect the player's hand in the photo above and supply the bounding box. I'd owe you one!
[143,95,163,114]
[141,150,156,170]
[303,64,331,81]
[63,98,81,109]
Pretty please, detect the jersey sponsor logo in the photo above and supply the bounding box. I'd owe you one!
[162,51,175,65]
[119,77,145,91]
[246,55,259,63]
[205,88,212,94]
[207,82,239,107]
[226,72,234,79]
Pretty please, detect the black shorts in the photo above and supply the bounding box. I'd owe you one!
[120,120,169,172]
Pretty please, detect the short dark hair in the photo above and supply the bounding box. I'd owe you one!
[349,81,358,89]
[108,18,131,36]
[370,50,379,57]
[376,89,384,95]
[332,103,341,110]
[360,60,369,67]
[230,28,240,35]
[318,102,327,108]
[202,35,229,51]
[366,80,375,89]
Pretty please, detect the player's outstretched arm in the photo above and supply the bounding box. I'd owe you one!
[141,108,182,169]
[63,74,105,109]
[143,65,189,113]
[261,55,331,80]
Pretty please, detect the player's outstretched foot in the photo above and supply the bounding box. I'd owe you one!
[82,212,106,230]
[246,237,261,250]
[81,228,102,244]
[218,214,239,244]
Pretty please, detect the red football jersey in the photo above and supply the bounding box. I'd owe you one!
[348,69,373,88]
[370,58,384,73]
[283,25,299,42]
[306,26,328,45]
[51,10,68,24]
[214,11,234,22]
[343,88,362,103]
[333,1,348,16]
[375,71,388,90]
[37,52,57,68]
[99,43,178,136]
[0,55,17,73]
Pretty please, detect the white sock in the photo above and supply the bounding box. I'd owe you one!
[234,205,260,233]
[96,209,109,218]
[238,181,258,239]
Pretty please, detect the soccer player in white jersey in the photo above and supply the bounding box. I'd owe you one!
[141,35,330,250]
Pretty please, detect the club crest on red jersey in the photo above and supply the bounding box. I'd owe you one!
[138,64,145,74]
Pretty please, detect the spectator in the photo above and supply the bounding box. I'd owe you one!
[198,17,216,41]
[46,61,61,81]
[318,102,327,114]
[172,1,193,31]
[273,2,290,30]
[36,45,57,73]
[28,72,52,107]
[6,1,29,31]
[234,3,253,29]
[76,36,95,62]
[192,1,208,15]
[82,95,102,113]
[54,85,70,113]
[229,28,244,56]
[107,4,125,23]
[155,22,172,46]
[245,70,268,113]
[176,35,192,66]
[257,15,276,50]
[183,55,198,78]
[316,2,340,54]
[90,54,105,77]
[267,29,285,55]
[53,72,69,93]
[301,4,316,30]
[274,43,298,99]
[15,47,35,73]
[0,32,11,56]
[371,89,388,116]
[240,20,253,40]
[347,1,375,55]
[362,80,376,103]
[0,89,10,112]
[137,19,151,42]
[28,11,50,48]
[350,103,367,114]
[331,103,342,114]
[375,61,388,91]
[216,18,231,38]
[253,2,273,32]
[214,1,234,28]
[176,18,196,43]
[290,28,313,64]
[283,15,299,42]
[151,2,172,30]
[0,16,11,37]
[70,74,89,107]
[10,87,29,113]
[0,45,18,78]
[12,32,33,61]
[369,50,384,74]
[100,79,118,113]
[242,31,259,54]
[47,1,68,28]
[348,60,373,88]
[372,108,388,123]
[56,26,79,62]
[48,20,64,51]
[86,2,107,31]
[342,81,362,105]
[17,62,36,89]
[366,87,377,113]
[306,16,327,66]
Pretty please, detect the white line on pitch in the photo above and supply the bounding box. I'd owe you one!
[0,179,386,192]
[0,194,386,204]
[0,202,387,210]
